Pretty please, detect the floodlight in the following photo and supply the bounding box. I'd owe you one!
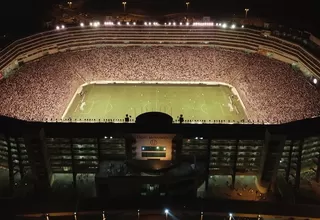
[164,209,169,214]
[80,23,84,27]
[229,213,233,217]
[222,23,227,28]
[313,78,318,84]
[144,22,147,25]
[56,26,60,30]
[231,24,236,29]
[61,25,65,29]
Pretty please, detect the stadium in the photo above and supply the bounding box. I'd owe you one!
[0,24,320,123]
[1,22,320,218]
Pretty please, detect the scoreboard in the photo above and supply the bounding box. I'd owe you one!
[133,134,175,160]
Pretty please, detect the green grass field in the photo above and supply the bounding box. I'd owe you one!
[63,84,247,123]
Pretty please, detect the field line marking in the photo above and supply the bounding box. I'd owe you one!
[87,101,94,115]
[143,102,150,112]
[104,95,112,116]
[200,104,208,114]
[220,87,229,103]
[79,101,95,115]
[74,103,80,113]
[219,103,226,116]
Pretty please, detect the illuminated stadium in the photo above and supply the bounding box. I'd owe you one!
[1,23,320,218]
[0,24,320,123]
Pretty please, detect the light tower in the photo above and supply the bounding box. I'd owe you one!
[165,209,169,219]
[186,2,190,11]
[122,1,127,13]
[67,1,72,8]
[245,8,249,18]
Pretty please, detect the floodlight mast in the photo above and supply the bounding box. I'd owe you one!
[245,8,249,18]
[122,2,127,13]
[165,209,169,219]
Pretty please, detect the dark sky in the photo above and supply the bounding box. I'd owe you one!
[0,0,319,35]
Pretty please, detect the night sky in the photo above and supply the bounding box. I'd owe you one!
[0,0,319,36]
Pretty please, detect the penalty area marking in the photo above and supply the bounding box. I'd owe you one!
[219,103,235,117]
[200,104,208,114]
[74,102,80,113]
[79,101,95,115]
[104,103,113,115]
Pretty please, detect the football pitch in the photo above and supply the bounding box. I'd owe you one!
[62,83,247,123]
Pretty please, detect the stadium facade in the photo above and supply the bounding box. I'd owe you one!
[0,25,320,200]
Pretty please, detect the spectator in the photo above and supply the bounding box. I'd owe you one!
[0,46,319,123]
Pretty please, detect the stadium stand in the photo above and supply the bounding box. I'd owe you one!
[0,25,320,207]
[0,46,319,123]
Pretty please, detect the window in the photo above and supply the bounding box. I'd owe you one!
[142,152,166,157]
[141,146,166,151]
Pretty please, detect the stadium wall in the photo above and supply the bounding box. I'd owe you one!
[1,115,320,198]
[0,26,319,81]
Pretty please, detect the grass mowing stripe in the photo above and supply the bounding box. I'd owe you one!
[63,84,247,122]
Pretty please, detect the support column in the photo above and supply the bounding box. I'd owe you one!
[232,139,239,189]
[5,135,14,195]
[24,128,52,195]
[285,140,294,183]
[172,135,183,162]
[125,135,134,160]
[294,140,303,191]
[97,138,101,168]
[256,130,286,193]
[15,138,25,179]
[70,138,77,189]
[316,149,320,183]
[205,138,211,191]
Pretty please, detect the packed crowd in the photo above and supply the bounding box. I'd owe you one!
[0,46,319,123]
